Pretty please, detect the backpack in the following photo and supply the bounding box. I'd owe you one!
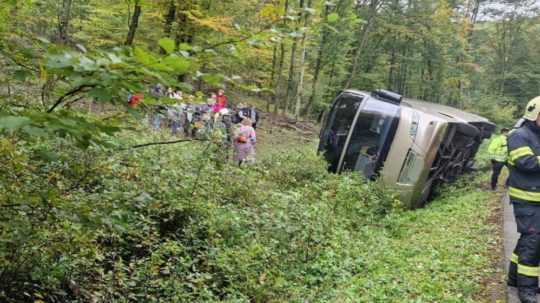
[236,135,248,143]
[232,111,242,124]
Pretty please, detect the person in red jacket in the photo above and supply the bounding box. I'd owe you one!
[128,93,144,108]
[214,89,228,112]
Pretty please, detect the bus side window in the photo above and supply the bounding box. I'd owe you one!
[398,149,423,184]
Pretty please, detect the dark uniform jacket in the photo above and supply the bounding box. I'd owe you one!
[507,121,540,203]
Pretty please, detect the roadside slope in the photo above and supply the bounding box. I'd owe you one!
[0,117,504,302]
[330,176,503,302]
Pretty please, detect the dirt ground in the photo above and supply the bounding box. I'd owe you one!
[477,190,507,303]
[255,112,319,159]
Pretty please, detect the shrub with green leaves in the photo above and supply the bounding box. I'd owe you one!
[0,127,497,302]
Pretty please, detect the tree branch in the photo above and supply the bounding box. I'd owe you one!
[199,21,281,52]
[47,84,94,113]
[0,203,22,208]
[64,96,85,108]
[128,138,208,149]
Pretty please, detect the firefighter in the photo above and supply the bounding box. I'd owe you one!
[488,127,509,190]
[507,96,540,303]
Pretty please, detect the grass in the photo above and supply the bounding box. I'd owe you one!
[0,115,503,302]
[177,127,503,302]
[254,128,502,302]
[329,175,502,302]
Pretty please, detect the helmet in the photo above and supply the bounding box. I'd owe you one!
[524,96,540,121]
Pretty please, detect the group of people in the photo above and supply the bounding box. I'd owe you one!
[488,96,540,303]
[129,85,259,166]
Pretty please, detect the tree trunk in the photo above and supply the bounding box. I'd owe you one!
[324,61,337,101]
[426,57,434,100]
[295,43,307,119]
[344,0,379,88]
[397,49,408,94]
[205,0,213,10]
[284,0,304,114]
[272,0,290,115]
[125,0,142,46]
[272,42,286,115]
[388,45,397,91]
[499,23,507,95]
[270,45,278,85]
[284,38,298,113]
[175,1,195,46]
[294,0,312,119]
[57,0,73,44]
[164,0,176,37]
[302,3,330,117]
[269,45,278,112]
[470,0,481,25]
[174,1,196,82]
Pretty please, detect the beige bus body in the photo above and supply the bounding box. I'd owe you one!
[319,90,495,208]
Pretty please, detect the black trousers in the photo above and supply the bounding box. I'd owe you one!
[509,201,540,288]
[491,160,505,190]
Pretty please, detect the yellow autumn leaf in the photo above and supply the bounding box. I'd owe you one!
[259,4,281,22]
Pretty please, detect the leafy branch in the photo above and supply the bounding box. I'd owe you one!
[46,84,95,113]
[199,20,281,52]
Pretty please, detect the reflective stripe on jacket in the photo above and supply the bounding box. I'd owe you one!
[488,134,508,162]
[507,122,540,202]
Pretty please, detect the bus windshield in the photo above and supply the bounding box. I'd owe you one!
[319,94,364,172]
[341,99,400,178]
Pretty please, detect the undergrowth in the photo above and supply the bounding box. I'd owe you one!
[0,129,497,302]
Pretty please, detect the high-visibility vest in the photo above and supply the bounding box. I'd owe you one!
[487,134,508,162]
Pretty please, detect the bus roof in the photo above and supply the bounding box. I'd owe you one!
[342,89,494,126]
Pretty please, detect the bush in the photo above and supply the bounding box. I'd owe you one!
[0,131,399,302]
[0,129,497,302]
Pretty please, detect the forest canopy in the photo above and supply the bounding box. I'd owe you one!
[1,0,539,130]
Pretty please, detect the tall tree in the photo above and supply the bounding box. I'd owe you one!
[125,0,142,45]
[57,0,73,44]
[174,0,196,45]
[344,0,380,89]
[294,0,312,118]
[272,0,290,115]
[284,0,304,113]
[302,1,331,116]
[163,0,177,37]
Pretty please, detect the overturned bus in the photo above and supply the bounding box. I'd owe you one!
[318,89,496,208]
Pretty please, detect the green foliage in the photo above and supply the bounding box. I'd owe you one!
[0,1,525,300]
[340,180,496,302]
[0,36,199,148]
[2,0,538,123]
[465,94,517,126]
[158,38,176,55]
[0,123,497,302]
[327,12,339,23]
[0,115,32,131]
[0,110,122,148]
